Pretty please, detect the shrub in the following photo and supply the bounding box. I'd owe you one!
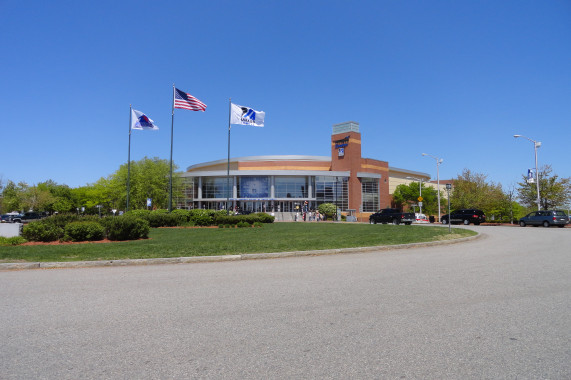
[236,221,251,228]
[22,221,64,242]
[218,224,225,229]
[253,221,263,228]
[214,213,274,226]
[43,213,83,228]
[251,212,275,223]
[101,215,150,241]
[171,209,192,223]
[64,221,105,242]
[318,203,337,219]
[147,212,180,228]
[189,209,215,226]
[0,236,27,246]
[126,209,152,219]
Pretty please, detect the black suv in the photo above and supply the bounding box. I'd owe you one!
[11,212,44,223]
[441,209,486,225]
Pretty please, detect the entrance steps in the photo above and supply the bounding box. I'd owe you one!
[273,212,299,222]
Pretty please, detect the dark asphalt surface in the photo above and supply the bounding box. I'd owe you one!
[1,225,570,379]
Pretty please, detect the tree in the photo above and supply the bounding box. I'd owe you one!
[1,180,22,212]
[517,165,571,210]
[70,157,182,213]
[392,182,440,215]
[450,169,508,216]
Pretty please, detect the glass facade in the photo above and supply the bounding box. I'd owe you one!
[315,176,348,211]
[361,177,379,212]
[238,176,270,198]
[274,177,308,198]
[202,177,232,198]
[183,175,350,212]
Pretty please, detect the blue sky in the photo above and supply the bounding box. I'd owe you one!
[1,0,570,191]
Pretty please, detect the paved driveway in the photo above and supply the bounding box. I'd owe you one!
[1,226,570,379]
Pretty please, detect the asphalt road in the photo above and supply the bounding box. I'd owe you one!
[1,225,570,379]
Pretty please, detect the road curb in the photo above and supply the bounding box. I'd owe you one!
[0,232,480,271]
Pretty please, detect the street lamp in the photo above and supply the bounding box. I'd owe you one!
[406,176,423,216]
[422,153,444,222]
[514,135,541,210]
[446,183,452,233]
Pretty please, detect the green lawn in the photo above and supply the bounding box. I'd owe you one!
[0,223,476,262]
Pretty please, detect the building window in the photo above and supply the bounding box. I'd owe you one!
[174,177,197,209]
[275,177,308,198]
[202,177,232,199]
[315,176,348,211]
[361,178,379,212]
[238,176,270,198]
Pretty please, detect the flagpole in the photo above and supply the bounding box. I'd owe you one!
[169,84,175,212]
[227,98,231,215]
[127,104,132,212]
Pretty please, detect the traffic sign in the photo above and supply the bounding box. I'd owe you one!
[418,196,423,202]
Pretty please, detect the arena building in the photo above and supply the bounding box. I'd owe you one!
[180,122,431,221]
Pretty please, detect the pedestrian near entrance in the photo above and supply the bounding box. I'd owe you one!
[302,201,309,221]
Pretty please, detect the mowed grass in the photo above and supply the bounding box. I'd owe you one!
[0,223,476,263]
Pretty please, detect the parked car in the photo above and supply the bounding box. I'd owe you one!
[369,208,415,225]
[1,214,17,223]
[11,212,44,223]
[519,210,569,228]
[441,209,486,225]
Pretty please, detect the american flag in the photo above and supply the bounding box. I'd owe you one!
[174,88,207,111]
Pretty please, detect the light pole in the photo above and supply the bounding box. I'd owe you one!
[446,183,452,233]
[406,176,423,216]
[514,135,541,210]
[422,153,443,222]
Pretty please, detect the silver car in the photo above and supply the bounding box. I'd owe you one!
[519,210,569,228]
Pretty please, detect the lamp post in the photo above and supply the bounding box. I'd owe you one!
[422,153,443,222]
[406,176,423,216]
[514,135,541,210]
[446,183,452,233]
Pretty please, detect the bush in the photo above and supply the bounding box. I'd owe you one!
[171,209,192,223]
[0,236,27,246]
[22,221,64,242]
[64,221,105,242]
[236,221,251,228]
[318,203,337,219]
[147,212,180,228]
[101,215,150,241]
[253,221,263,228]
[214,213,274,226]
[251,212,275,223]
[189,209,215,226]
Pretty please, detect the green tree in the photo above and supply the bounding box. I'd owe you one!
[392,182,440,215]
[450,169,508,215]
[70,157,182,213]
[517,165,571,210]
[1,181,22,212]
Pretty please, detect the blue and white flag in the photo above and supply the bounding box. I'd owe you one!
[230,103,265,127]
[131,109,159,130]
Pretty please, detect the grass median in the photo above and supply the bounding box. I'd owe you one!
[0,223,476,263]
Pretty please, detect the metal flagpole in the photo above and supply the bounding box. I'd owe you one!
[168,84,175,212]
[127,104,132,212]
[226,98,231,215]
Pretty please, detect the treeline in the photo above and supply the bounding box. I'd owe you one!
[393,166,570,221]
[0,157,183,215]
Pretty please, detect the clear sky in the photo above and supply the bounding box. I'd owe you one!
[1,0,570,191]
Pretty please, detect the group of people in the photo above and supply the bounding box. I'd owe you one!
[297,201,323,222]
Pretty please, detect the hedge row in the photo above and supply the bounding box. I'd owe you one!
[126,209,275,227]
[19,210,275,242]
[22,214,149,242]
